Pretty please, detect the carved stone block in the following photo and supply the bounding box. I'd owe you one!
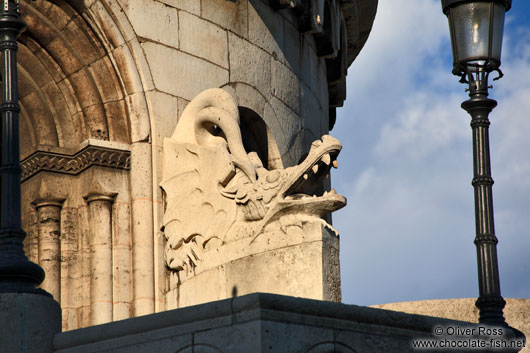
[161,88,346,307]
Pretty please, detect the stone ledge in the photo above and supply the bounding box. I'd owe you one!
[54,292,473,352]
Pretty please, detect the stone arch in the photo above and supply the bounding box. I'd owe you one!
[306,342,358,353]
[238,106,282,170]
[18,0,157,329]
[18,0,153,153]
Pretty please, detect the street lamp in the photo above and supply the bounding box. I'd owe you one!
[0,0,46,294]
[441,0,510,326]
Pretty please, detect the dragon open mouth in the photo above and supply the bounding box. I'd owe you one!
[282,135,345,206]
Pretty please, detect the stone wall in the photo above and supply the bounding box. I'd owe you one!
[17,0,377,330]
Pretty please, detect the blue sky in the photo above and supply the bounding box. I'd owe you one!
[335,0,530,306]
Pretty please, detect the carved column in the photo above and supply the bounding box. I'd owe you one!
[33,199,63,302]
[85,193,114,325]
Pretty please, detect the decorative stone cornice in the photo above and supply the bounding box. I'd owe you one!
[21,144,130,182]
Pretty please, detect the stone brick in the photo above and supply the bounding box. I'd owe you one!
[300,33,313,89]
[157,0,200,15]
[142,42,228,100]
[40,81,78,146]
[34,46,66,83]
[201,0,248,38]
[104,99,130,143]
[83,103,108,140]
[317,57,329,108]
[228,33,271,98]
[269,96,303,167]
[146,90,180,145]
[272,59,300,114]
[248,0,284,58]
[179,11,228,68]
[68,68,100,108]
[89,56,124,103]
[67,16,107,64]
[90,0,127,48]
[20,91,58,146]
[283,18,302,76]
[112,44,144,95]
[125,0,179,48]
[128,38,156,92]
[126,91,151,143]
[301,83,323,148]
[46,36,83,75]
[19,45,53,88]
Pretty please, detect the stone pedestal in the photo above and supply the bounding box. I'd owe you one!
[166,222,341,309]
[0,293,61,353]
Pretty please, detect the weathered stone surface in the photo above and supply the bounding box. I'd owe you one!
[104,99,130,143]
[122,0,179,48]
[0,293,61,353]
[272,59,300,114]
[142,42,229,100]
[179,11,228,68]
[88,56,124,103]
[301,82,325,147]
[201,0,248,38]
[248,0,284,58]
[269,96,304,167]
[228,33,271,98]
[283,18,302,76]
[145,90,179,145]
[158,0,200,15]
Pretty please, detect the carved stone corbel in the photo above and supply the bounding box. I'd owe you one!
[270,0,301,9]
[314,0,341,58]
[297,0,325,33]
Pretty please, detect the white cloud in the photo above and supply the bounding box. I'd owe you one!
[334,0,530,306]
[374,91,466,160]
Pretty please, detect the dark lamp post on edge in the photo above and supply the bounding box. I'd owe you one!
[441,0,522,336]
[0,0,47,295]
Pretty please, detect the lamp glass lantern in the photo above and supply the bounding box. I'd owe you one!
[442,0,511,74]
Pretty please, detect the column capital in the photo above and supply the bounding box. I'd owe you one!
[84,193,116,204]
[32,198,64,209]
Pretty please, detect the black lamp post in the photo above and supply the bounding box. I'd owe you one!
[441,0,510,326]
[0,0,46,295]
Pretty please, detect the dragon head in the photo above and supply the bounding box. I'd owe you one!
[161,89,346,273]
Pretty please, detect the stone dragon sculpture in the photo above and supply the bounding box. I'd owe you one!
[161,89,346,273]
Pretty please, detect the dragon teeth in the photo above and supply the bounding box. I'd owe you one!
[332,160,338,169]
[312,164,319,173]
[322,153,331,165]
[303,174,308,180]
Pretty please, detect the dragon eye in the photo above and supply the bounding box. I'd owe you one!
[211,124,222,136]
